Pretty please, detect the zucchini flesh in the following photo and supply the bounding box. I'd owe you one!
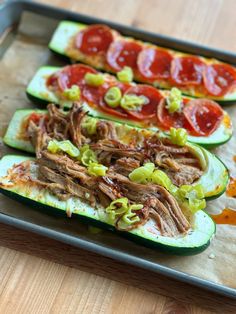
[26,66,233,148]
[0,155,215,255]
[3,109,229,200]
[48,21,236,102]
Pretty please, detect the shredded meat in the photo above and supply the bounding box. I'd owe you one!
[96,120,117,140]
[111,157,140,176]
[107,172,190,235]
[156,156,181,172]
[28,121,50,158]
[29,103,88,148]
[148,140,202,186]
[21,103,205,236]
[39,165,96,206]
[98,177,123,201]
[166,165,203,186]
[145,135,189,154]
[68,103,87,147]
[38,151,96,188]
[175,158,200,166]
[91,139,144,165]
[46,103,69,140]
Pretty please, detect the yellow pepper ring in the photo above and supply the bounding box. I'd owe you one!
[104,86,122,108]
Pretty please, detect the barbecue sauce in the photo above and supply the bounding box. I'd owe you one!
[226,177,236,198]
[211,208,236,226]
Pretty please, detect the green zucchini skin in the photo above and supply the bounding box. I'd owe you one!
[0,155,216,255]
[3,109,229,201]
[0,187,213,255]
[26,66,233,148]
[26,92,50,109]
[48,20,236,104]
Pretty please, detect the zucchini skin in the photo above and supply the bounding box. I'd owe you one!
[205,156,229,201]
[26,92,50,109]
[0,186,213,255]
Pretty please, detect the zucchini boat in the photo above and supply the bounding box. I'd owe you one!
[48,21,236,102]
[3,105,229,200]
[26,66,233,149]
[0,154,215,255]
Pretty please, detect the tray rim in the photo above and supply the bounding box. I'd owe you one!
[0,0,236,299]
[1,0,236,64]
[0,212,236,299]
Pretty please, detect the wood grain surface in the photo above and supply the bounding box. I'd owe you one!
[0,0,236,313]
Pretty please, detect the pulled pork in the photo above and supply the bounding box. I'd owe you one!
[22,103,205,236]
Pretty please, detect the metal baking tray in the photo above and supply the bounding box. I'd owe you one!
[0,0,236,299]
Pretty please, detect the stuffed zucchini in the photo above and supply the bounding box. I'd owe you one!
[1,104,219,254]
[3,104,229,200]
[48,21,236,102]
[0,154,215,255]
[26,65,233,148]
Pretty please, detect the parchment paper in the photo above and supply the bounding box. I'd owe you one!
[0,12,236,290]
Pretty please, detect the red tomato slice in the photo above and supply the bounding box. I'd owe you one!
[183,99,223,136]
[75,24,114,55]
[171,56,205,86]
[122,85,163,120]
[137,47,173,80]
[203,63,236,96]
[157,98,187,130]
[106,40,143,72]
[57,64,97,91]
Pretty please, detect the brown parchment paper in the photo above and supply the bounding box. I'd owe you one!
[0,12,236,290]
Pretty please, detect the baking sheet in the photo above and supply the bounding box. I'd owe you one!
[0,9,236,295]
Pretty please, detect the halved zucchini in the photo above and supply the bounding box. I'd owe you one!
[26,66,233,148]
[48,21,236,103]
[0,155,216,255]
[3,109,229,200]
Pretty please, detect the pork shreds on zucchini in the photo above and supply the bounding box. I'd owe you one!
[7,103,204,236]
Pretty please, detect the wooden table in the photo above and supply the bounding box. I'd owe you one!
[0,0,236,313]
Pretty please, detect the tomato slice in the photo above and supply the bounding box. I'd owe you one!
[183,99,223,136]
[171,56,205,86]
[122,85,163,120]
[137,47,173,80]
[106,40,143,72]
[75,24,114,55]
[203,63,236,96]
[57,64,97,91]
